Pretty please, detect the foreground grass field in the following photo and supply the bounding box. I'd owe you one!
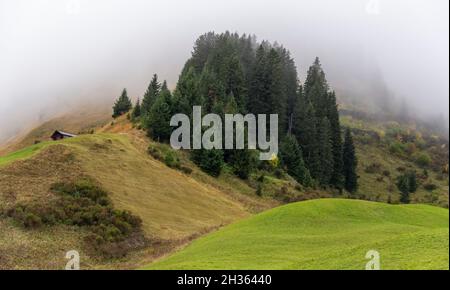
[146,199,449,270]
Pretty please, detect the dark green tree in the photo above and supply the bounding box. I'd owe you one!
[112,88,132,118]
[304,57,329,117]
[280,135,312,186]
[327,91,344,190]
[316,117,334,186]
[408,171,418,193]
[248,45,270,115]
[191,149,224,177]
[224,94,257,180]
[173,67,202,116]
[132,98,141,120]
[397,174,411,204]
[396,171,418,204]
[146,88,172,142]
[141,74,161,116]
[293,90,318,175]
[343,129,358,193]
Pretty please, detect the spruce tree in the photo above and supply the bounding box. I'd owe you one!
[266,48,286,132]
[191,149,224,177]
[408,171,418,193]
[112,88,132,118]
[280,135,312,186]
[132,98,141,120]
[293,90,318,175]
[343,129,358,193]
[141,74,161,116]
[173,67,202,116]
[316,117,334,186]
[146,88,172,142]
[396,171,417,204]
[248,45,269,115]
[397,174,411,204]
[224,94,257,179]
[224,54,246,111]
[328,91,344,190]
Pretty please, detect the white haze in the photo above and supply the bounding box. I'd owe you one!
[0,0,448,143]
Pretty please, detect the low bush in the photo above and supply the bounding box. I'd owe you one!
[365,163,382,174]
[179,166,193,175]
[148,146,163,161]
[414,152,432,167]
[423,183,438,192]
[6,180,144,258]
[389,141,407,156]
[164,151,180,169]
[274,169,285,179]
[382,170,391,177]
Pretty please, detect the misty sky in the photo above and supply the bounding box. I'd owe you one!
[0,0,448,142]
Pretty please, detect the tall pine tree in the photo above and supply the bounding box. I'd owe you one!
[112,88,132,118]
[141,74,161,116]
[327,91,344,190]
[293,88,318,176]
[280,135,312,187]
[315,117,334,186]
[146,85,173,142]
[343,129,358,193]
[132,98,141,120]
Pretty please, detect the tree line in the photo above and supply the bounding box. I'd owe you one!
[113,32,358,194]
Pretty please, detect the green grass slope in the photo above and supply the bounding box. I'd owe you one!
[0,141,53,167]
[146,199,449,270]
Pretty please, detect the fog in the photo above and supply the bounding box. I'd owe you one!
[0,0,448,143]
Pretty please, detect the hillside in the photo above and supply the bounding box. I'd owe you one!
[1,112,448,269]
[341,114,449,208]
[146,199,449,270]
[0,128,272,269]
[0,106,112,156]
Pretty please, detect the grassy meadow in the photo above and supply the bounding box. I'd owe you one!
[146,199,449,270]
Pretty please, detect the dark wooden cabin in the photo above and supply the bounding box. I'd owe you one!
[50,130,77,141]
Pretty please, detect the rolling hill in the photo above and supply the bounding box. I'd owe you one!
[0,127,272,269]
[0,109,448,269]
[145,199,449,270]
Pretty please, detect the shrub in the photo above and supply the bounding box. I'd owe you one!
[257,174,265,183]
[7,180,144,258]
[406,143,417,156]
[147,146,163,161]
[423,183,438,192]
[256,184,263,196]
[179,166,193,175]
[274,169,284,179]
[382,170,391,177]
[415,153,432,167]
[389,142,406,156]
[23,213,43,228]
[164,151,180,169]
[7,206,43,229]
[191,149,224,177]
[365,163,382,174]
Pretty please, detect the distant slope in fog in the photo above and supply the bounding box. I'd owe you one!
[0,106,112,156]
